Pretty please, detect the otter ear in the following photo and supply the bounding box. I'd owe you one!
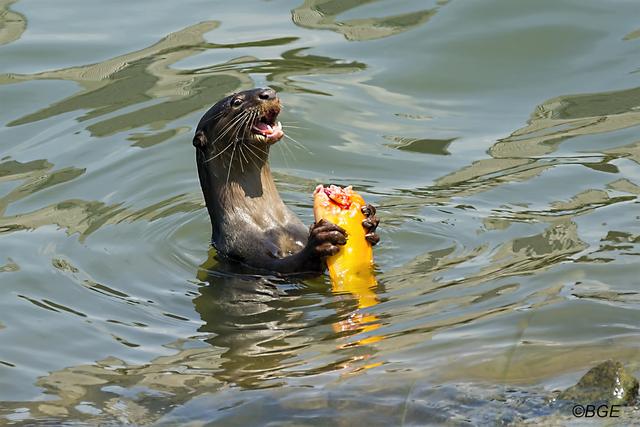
[193,130,208,148]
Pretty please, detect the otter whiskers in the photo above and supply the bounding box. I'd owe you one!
[204,111,250,163]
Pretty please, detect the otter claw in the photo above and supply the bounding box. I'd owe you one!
[316,242,341,256]
[308,219,347,257]
[365,233,380,246]
[362,218,379,231]
[361,203,380,246]
[361,204,375,217]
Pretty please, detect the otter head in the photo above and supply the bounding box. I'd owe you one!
[193,87,284,165]
[194,87,286,219]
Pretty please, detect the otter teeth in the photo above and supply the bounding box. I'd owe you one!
[253,121,282,136]
[253,122,272,134]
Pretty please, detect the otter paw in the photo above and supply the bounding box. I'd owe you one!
[308,219,347,257]
[361,204,380,246]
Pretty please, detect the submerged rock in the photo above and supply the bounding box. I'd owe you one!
[557,360,638,406]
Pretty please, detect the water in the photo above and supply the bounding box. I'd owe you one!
[1,0,639,424]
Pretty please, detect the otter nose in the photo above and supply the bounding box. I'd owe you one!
[258,88,276,101]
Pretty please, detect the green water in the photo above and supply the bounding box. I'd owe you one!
[1,0,639,424]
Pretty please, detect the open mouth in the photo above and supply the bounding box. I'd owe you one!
[251,108,284,144]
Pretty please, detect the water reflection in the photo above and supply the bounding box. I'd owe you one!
[380,85,640,223]
[0,193,203,239]
[192,47,366,96]
[459,85,640,189]
[2,0,640,423]
[0,254,386,424]
[624,27,640,41]
[0,159,85,216]
[194,262,316,389]
[291,0,442,41]
[0,0,25,46]
[0,156,203,238]
[328,266,382,347]
[2,21,247,135]
[372,84,640,385]
[384,136,454,155]
[1,21,365,144]
[0,348,225,424]
[0,257,18,272]
[194,252,385,385]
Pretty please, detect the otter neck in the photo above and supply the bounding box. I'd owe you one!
[197,144,288,235]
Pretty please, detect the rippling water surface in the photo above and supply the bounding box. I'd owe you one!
[1,0,640,424]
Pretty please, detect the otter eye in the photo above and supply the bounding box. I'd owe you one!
[232,98,243,108]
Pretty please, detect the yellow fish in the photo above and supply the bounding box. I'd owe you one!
[313,184,377,305]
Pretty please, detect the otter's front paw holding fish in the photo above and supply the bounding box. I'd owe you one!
[361,204,380,246]
[306,219,347,257]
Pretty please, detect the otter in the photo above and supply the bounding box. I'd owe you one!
[193,88,379,274]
